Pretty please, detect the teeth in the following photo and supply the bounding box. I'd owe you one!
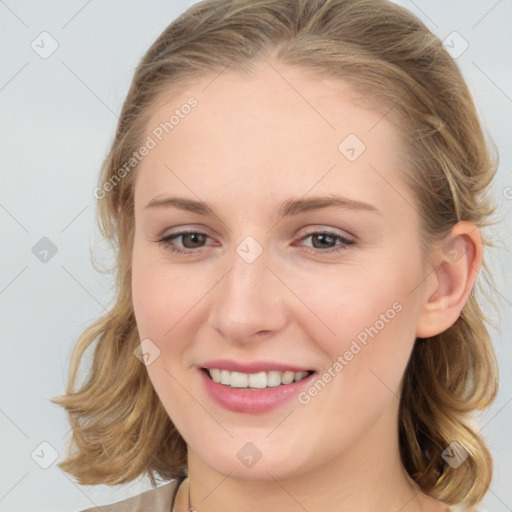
[267,370,282,387]
[206,368,310,388]
[220,369,230,385]
[230,371,248,388]
[248,371,267,388]
[281,371,295,385]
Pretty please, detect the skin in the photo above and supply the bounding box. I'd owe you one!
[131,57,481,512]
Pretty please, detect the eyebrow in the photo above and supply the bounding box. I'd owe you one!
[144,194,381,218]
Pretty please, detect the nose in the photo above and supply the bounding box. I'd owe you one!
[207,245,289,344]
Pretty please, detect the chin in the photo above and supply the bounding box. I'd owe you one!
[208,458,303,482]
[192,438,317,482]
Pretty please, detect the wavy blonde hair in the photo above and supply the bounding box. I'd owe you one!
[52,0,500,506]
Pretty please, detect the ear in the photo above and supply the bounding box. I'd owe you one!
[415,221,483,339]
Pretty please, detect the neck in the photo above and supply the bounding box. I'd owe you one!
[180,401,446,512]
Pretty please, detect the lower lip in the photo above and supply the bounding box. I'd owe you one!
[199,369,315,414]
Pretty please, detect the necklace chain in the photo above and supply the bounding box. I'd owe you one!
[187,477,196,512]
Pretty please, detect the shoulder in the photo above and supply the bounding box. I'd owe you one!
[79,478,183,512]
[447,505,488,512]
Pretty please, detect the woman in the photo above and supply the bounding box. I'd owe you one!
[52,0,500,511]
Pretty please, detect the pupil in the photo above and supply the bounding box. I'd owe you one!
[183,233,205,248]
[313,233,335,249]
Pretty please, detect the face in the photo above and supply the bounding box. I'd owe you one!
[131,58,430,481]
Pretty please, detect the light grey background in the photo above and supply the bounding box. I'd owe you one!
[1,1,510,511]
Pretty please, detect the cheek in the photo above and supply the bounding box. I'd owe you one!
[290,249,420,402]
[131,247,196,428]
[132,256,163,341]
[131,243,202,342]
[289,256,417,351]
[131,244,218,395]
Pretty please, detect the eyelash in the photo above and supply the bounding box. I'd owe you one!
[156,230,354,256]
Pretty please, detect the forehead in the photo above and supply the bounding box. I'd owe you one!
[134,59,411,215]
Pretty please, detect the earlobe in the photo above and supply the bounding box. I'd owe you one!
[415,221,482,339]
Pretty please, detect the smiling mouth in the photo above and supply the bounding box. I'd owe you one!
[201,367,315,389]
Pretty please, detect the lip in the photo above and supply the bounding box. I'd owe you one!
[198,366,316,414]
[200,359,313,374]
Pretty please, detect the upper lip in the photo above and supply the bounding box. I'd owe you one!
[200,359,314,374]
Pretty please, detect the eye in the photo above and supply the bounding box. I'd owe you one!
[156,231,213,255]
[293,230,354,255]
[156,229,354,256]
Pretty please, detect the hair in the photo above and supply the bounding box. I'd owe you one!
[52,0,500,507]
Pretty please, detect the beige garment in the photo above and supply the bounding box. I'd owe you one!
[80,478,183,512]
[78,478,482,512]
